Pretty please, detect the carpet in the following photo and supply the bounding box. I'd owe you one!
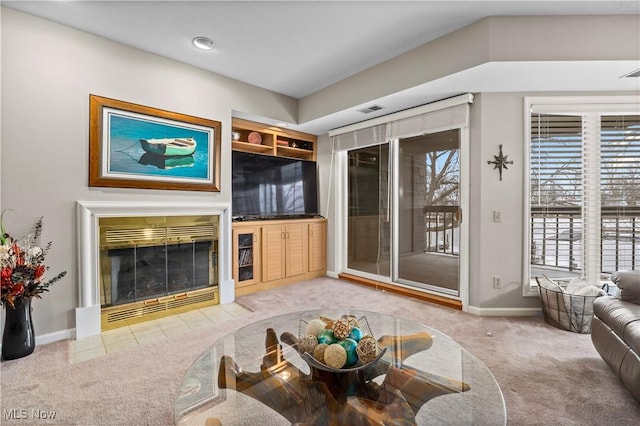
[1,277,639,425]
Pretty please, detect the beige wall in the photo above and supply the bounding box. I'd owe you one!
[0,8,296,337]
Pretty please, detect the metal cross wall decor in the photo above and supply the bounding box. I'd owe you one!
[487,144,513,181]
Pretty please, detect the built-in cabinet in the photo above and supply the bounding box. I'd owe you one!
[232,226,260,294]
[231,118,324,295]
[232,218,327,295]
[232,118,317,161]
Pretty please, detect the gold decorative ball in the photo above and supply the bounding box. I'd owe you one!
[356,335,379,364]
[306,318,327,337]
[332,317,352,340]
[298,334,318,354]
[312,343,328,363]
[343,315,358,329]
[324,343,347,369]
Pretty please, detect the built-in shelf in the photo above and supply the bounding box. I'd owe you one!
[232,118,317,161]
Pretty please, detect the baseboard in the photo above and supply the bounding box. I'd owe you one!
[0,327,75,352]
[467,306,542,316]
[34,328,75,346]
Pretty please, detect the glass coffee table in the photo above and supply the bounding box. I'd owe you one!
[175,309,506,425]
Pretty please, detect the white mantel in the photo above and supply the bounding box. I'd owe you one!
[75,201,234,339]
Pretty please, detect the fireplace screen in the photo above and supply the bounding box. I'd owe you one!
[99,215,218,307]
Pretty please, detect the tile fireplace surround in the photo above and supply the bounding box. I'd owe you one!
[75,201,234,339]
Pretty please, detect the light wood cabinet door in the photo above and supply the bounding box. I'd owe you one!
[308,221,327,272]
[262,223,308,282]
[262,225,286,282]
[285,223,306,277]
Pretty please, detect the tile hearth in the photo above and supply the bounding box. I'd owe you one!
[70,302,251,363]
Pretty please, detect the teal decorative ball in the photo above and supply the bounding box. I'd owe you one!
[317,330,337,345]
[348,327,363,342]
[338,338,358,367]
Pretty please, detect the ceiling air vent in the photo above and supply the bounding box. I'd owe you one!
[357,104,384,114]
[621,68,640,78]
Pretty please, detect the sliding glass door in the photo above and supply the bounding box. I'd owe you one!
[396,130,460,295]
[335,95,471,304]
[347,144,390,279]
[345,130,461,296]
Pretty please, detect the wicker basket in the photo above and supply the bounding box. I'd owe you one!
[536,277,602,334]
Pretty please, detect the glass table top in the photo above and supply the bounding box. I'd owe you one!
[175,309,506,425]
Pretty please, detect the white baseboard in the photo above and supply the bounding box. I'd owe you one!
[0,328,75,353]
[326,270,339,279]
[36,328,75,345]
[467,306,541,316]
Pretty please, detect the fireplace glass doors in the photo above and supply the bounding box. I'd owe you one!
[105,242,215,305]
[98,216,219,308]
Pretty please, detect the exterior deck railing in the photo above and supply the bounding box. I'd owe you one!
[530,206,639,274]
[424,206,460,256]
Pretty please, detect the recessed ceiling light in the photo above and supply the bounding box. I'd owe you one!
[192,36,215,51]
[275,122,288,128]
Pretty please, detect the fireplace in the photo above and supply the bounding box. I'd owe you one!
[98,215,219,330]
[76,201,233,339]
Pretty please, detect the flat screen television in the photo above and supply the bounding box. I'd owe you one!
[232,151,319,219]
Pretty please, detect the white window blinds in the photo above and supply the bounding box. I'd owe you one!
[529,97,640,285]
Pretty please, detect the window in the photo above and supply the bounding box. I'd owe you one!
[525,97,640,294]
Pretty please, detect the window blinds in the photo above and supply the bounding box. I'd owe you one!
[530,104,640,282]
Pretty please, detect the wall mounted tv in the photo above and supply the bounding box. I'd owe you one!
[232,151,319,219]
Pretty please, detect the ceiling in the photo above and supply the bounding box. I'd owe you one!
[4,1,640,134]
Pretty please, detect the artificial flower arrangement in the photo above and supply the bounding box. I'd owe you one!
[0,211,67,309]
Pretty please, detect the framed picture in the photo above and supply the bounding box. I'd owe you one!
[89,95,221,192]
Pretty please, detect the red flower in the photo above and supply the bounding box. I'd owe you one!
[10,282,24,296]
[34,264,46,279]
[1,267,13,288]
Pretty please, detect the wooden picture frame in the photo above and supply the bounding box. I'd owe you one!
[89,95,221,192]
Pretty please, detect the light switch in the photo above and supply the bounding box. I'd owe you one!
[493,210,502,223]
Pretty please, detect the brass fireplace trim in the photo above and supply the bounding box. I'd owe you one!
[100,286,219,331]
[99,215,218,249]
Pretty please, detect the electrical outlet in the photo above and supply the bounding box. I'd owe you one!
[493,276,502,289]
[493,210,502,223]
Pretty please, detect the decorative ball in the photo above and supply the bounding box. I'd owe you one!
[317,330,337,345]
[344,315,358,329]
[338,338,358,367]
[312,343,328,364]
[306,318,327,337]
[324,343,347,369]
[332,317,353,340]
[356,335,379,364]
[348,327,363,342]
[298,334,318,354]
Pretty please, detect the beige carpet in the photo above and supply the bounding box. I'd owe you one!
[1,277,639,425]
